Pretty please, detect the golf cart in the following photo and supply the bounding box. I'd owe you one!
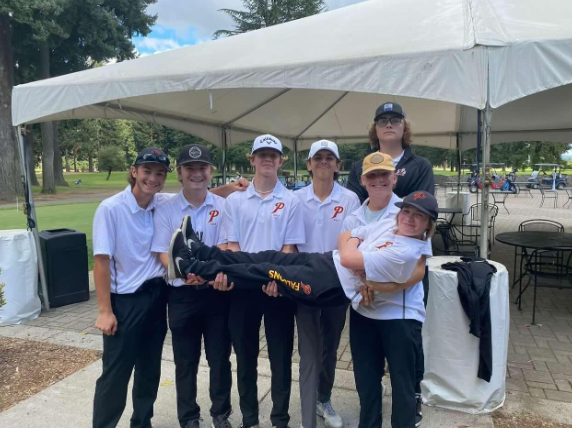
[469,163,516,193]
[526,164,568,190]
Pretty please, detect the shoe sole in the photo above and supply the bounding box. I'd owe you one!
[167,229,181,280]
[181,216,190,239]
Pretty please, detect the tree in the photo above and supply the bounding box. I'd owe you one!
[214,0,326,38]
[0,267,6,309]
[98,146,126,180]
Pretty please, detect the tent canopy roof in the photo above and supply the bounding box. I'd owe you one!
[11,0,572,150]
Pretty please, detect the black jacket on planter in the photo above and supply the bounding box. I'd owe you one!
[347,146,435,202]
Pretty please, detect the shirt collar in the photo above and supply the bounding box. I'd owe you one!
[177,190,215,210]
[306,182,342,203]
[124,185,158,214]
[246,179,284,199]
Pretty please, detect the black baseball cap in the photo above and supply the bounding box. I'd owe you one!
[374,102,405,121]
[177,144,215,166]
[134,147,170,170]
[395,191,438,219]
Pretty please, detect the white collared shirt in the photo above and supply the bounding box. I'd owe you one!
[224,180,305,252]
[332,218,432,322]
[295,182,359,253]
[343,193,402,231]
[152,190,227,287]
[92,185,172,294]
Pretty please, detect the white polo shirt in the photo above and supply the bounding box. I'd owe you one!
[332,218,431,323]
[152,191,227,287]
[343,192,402,231]
[92,185,173,294]
[224,180,305,252]
[295,182,359,253]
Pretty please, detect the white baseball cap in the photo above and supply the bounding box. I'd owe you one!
[308,140,340,160]
[251,134,283,155]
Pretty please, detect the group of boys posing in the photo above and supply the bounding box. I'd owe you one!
[91,102,435,428]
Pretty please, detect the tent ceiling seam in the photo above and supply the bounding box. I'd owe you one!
[294,91,349,140]
[224,89,291,126]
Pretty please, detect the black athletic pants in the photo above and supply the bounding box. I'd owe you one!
[93,277,167,428]
[229,290,296,427]
[189,246,347,307]
[167,286,232,426]
[350,309,421,428]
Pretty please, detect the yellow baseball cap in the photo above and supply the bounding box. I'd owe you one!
[361,152,395,176]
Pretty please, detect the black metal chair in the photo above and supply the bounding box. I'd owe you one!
[464,203,499,248]
[539,187,558,208]
[433,218,479,257]
[519,249,572,324]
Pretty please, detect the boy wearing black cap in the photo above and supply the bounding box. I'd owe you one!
[92,147,171,428]
[152,144,232,428]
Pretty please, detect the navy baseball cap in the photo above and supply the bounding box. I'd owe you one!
[395,191,438,219]
[134,147,170,170]
[374,102,405,121]
[177,144,215,166]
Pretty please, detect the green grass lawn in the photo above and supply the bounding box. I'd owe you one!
[0,202,99,270]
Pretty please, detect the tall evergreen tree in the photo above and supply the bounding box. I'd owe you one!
[214,0,326,38]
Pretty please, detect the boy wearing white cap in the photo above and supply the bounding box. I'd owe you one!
[294,140,359,428]
[223,135,306,428]
[152,145,232,428]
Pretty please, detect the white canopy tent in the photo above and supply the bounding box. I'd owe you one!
[10,0,572,309]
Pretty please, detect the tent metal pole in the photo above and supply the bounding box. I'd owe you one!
[221,127,227,183]
[479,105,493,259]
[456,133,461,199]
[16,126,51,311]
[293,139,298,182]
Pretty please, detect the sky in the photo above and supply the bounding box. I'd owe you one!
[132,0,366,56]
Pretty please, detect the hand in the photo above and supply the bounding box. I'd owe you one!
[95,311,118,336]
[359,286,375,307]
[183,273,207,286]
[354,269,366,278]
[365,281,401,293]
[209,272,235,291]
[231,177,250,192]
[262,281,281,297]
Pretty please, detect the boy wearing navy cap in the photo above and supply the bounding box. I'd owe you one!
[92,147,171,428]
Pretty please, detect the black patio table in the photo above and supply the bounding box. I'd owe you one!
[495,231,572,305]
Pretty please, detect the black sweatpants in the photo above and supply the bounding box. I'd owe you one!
[229,289,296,427]
[350,309,421,428]
[93,277,167,428]
[167,286,232,426]
[189,246,347,307]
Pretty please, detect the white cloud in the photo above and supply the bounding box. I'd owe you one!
[147,0,366,41]
[136,37,182,53]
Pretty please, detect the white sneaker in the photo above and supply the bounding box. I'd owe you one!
[316,400,343,428]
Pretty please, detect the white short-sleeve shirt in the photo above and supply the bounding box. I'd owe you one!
[332,218,432,322]
[223,180,305,252]
[92,186,172,294]
[152,191,227,287]
[343,192,402,231]
[295,182,360,253]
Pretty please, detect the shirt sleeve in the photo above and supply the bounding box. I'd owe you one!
[151,203,172,254]
[362,242,418,283]
[92,204,115,257]
[284,197,306,245]
[217,203,228,246]
[223,197,239,243]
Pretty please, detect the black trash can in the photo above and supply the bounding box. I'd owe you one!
[39,228,90,308]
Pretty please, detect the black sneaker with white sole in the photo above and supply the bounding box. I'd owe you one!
[415,393,423,427]
[168,229,201,280]
[180,215,204,256]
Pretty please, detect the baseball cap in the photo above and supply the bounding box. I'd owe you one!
[374,102,405,121]
[395,191,439,219]
[361,152,395,176]
[177,144,215,166]
[133,147,170,171]
[251,134,283,155]
[308,140,340,160]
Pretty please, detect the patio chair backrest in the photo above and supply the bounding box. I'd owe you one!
[519,219,564,233]
[470,203,498,225]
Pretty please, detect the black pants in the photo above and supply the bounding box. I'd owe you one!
[190,246,347,307]
[168,286,232,426]
[350,309,421,428]
[93,277,167,428]
[229,290,295,427]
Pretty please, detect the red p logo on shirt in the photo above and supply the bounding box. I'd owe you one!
[271,202,285,214]
[331,206,344,219]
[208,210,219,223]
